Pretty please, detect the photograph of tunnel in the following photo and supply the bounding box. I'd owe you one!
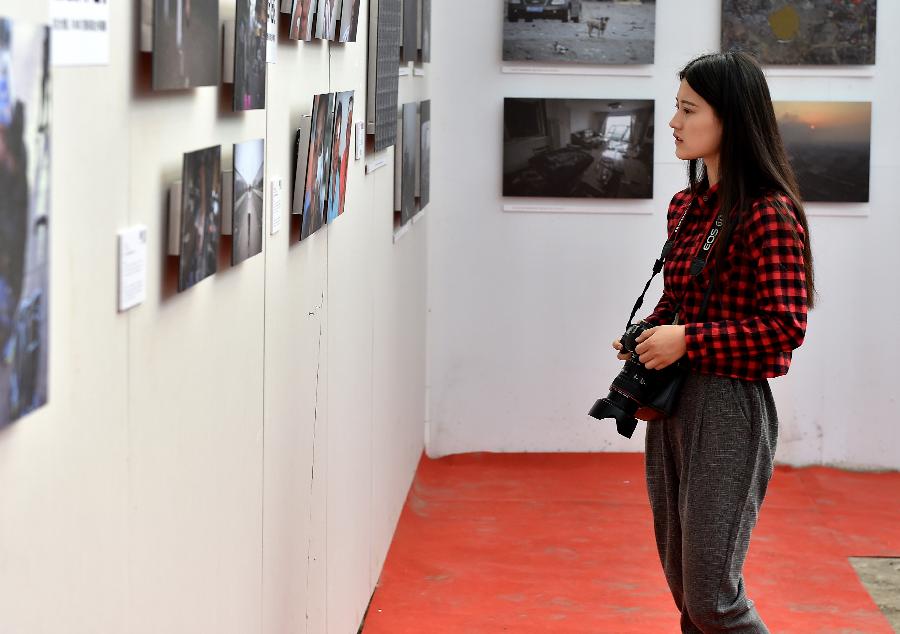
[152,0,219,90]
[503,98,654,199]
[774,101,871,203]
[0,17,51,426]
[232,139,265,264]
[721,0,877,65]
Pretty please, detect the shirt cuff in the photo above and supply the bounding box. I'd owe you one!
[684,323,705,364]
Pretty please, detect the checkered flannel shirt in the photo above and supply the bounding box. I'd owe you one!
[643,183,808,380]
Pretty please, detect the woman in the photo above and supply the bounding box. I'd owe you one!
[613,52,815,632]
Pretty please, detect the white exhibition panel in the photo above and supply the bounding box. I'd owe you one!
[0,2,428,634]
[426,0,900,469]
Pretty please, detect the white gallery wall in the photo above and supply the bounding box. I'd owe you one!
[0,1,428,633]
[427,0,900,469]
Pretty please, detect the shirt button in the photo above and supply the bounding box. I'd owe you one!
[702,195,708,202]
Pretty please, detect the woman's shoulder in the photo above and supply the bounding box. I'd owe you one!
[666,187,693,218]
[744,189,805,241]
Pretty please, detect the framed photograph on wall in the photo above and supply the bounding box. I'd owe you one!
[152,0,219,90]
[721,0,876,65]
[179,145,222,291]
[232,139,265,264]
[774,101,871,203]
[338,0,361,42]
[234,0,267,110]
[0,17,52,426]
[419,100,431,209]
[301,93,336,240]
[327,91,355,222]
[503,98,654,199]
[502,0,656,65]
[367,0,401,151]
[289,0,317,41]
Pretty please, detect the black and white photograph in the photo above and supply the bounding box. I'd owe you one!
[301,93,335,240]
[179,145,222,291]
[152,0,219,90]
[419,0,431,62]
[503,0,656,65]
[327,91,354,223]
[401,0,417,62]
[289,0,317,41]
[400,102,418,225]
[774,101,871,202]
[721,0,877,65]
[234,0,267,111]
[338,0,361,42]
[0,17,51,427]
[232,139,265,264]
[419,99,431,209]
[315,0,339,40]
[503,98,654,199]
[368,0,401,151]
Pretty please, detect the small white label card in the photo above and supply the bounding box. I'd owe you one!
[355,121,365,160]
[50,0,110,66]
[118,225,148,312]
[267,0,279,63]
[271,177,283,234]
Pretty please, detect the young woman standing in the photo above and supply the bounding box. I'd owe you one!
[613,52,815,632]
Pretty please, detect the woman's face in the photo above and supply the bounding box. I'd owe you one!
[669,79,722,163]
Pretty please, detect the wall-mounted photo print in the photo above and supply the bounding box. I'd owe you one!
[234,0,267,110]
[400,102,418,225]
[503,98,654,199]
[327,91,354,223]
[179,146,222,291]
[368,0,401,151]
[419,0,431,62]
[774,101,871,203]
[419,100,431,209]
[315,0,339,40]
[400,0,417,62]
[301,93,335,240]
[338,0,361,42]
[503,0,656,65]
[289,0,317,41]
[0,17,51,427]
[721,0,876,65]
[152,0,219,90]
[232,139,265,264]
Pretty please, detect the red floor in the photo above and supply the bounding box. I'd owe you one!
[362,452,900,633]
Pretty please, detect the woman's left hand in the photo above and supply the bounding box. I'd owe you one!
[634,325,687,370]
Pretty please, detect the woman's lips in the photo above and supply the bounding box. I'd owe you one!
[674,135,684,143]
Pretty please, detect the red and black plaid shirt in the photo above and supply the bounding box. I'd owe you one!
[643,183,808,380]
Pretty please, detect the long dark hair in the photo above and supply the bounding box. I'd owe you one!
[680,52,816,308]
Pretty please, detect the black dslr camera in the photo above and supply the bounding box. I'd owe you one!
[589,320,683,439]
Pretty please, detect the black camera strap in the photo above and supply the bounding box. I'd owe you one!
[626,198,735,329]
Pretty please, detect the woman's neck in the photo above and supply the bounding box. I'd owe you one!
[704,155,720,186]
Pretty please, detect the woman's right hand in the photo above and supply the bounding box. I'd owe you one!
[612,339,630,361]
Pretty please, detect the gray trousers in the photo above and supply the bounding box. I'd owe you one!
[645,372,778,633]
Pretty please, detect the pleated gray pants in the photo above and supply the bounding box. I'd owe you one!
[645,372,778,633]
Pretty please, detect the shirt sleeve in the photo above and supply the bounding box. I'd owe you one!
[683,194,808,369]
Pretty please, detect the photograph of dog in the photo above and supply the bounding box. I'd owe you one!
[586,16,609,38]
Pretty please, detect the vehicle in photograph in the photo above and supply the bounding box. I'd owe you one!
[507,0,582,23]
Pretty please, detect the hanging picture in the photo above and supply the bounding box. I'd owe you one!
[400,0,417,62]
[419,0,431,62]
[367,0,401,151]
[327,91,354,222]
[503,98,654,199]
[232,139,265,264]
[0,17,51,426]
[152,0,219,90]
[399,102,418,225]
[289,0,317,41]
[179,145,222,291]
[315,0,340,40]
[502,0,656,65]
[774,101,871,203]
[721,0,876,65]
[234,0,267,110]
[338,0,361,42]
[419,100,430,209]
[301,93,335,240]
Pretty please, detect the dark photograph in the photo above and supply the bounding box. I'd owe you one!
[0,18,51,427]
[401,0,417,62]
[774,101,871,203]
[721,0,877,65]
[503,98,654,199]
[503,0,656,65]
[152,0,219,90]
[338,0,361,42]
[400,102,418,225]
[232,139,265,264]
[327,91,354,223]
[315,0,339,40]
[289,0,317,41]
[368,0,401,151]
[179,145,222,291]
[419,99,431,209]
[301,93,335,240]
[419,0,431,62]
[234,0,267,110]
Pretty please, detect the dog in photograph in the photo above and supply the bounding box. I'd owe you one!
[586,16,609,38]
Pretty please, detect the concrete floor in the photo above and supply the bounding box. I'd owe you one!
[852,557,900,632]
